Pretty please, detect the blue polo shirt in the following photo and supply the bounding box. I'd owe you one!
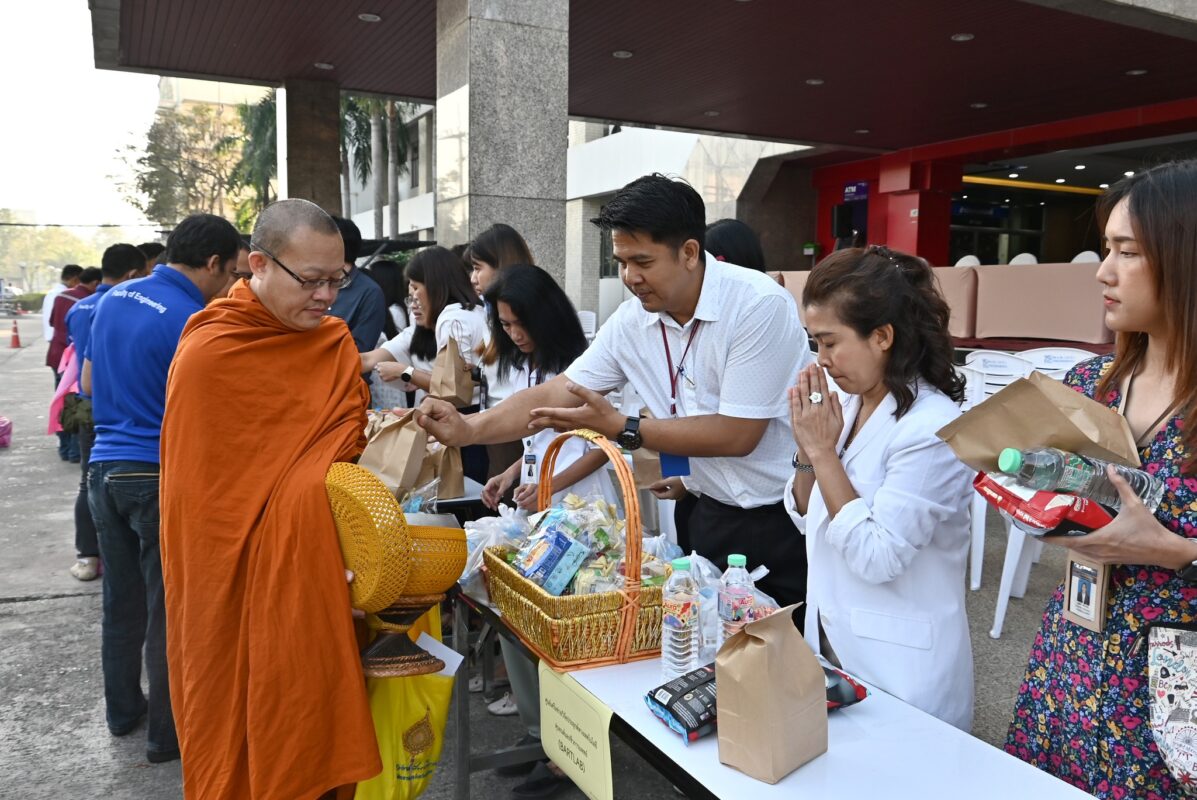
[87,266,205,465]
[65,283,113,397]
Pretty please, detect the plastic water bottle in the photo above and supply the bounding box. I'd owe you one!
[661,558,699,682]
[998,446,1164,513]
[718,554,754,646]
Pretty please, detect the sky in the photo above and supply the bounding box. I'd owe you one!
[0,0,161,228]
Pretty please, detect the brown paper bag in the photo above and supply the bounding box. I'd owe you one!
[716,605,827,783]
[630,447,662,489]
[358,410,427,494]
[937,370,1140,473]
[415,442,465,500]
[428,337,475,408]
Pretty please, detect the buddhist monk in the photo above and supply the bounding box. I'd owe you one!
[160,198,380,799]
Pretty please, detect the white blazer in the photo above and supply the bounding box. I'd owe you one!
[784,381,975,731]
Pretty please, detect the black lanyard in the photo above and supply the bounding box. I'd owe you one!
[659,320,701,417]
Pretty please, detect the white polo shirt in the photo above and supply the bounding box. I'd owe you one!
[565,254,813,508]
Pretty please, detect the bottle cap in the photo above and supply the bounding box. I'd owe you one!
[998,448,1023,474]
[671,557,691,571]
[728,554,747,568]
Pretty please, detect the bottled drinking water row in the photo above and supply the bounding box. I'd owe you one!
[661,553,757,682]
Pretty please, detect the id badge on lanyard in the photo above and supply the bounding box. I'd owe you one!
[659,321,697,478]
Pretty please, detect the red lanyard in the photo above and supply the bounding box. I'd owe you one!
[659,320,701,416]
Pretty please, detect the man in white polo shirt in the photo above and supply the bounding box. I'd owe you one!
[417,173,813,607]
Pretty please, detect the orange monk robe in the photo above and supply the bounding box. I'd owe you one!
[160,281,381,799]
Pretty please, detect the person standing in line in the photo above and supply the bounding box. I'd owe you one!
[65,245,147,581]
[327,216,387,354]
[47,267,100,462]
[43,264,82,354]
[416,173,814,608]
[85,213,241,764]
[138,242,167,266]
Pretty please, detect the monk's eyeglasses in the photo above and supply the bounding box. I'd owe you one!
[251,243,350,292]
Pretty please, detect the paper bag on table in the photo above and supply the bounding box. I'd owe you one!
[936,369,1140,473]
[716,604,826,783]
[428,337,475,408]
[359,410,427,495]
[416,441,465,500]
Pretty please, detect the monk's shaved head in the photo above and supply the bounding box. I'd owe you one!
[250,198,341,256]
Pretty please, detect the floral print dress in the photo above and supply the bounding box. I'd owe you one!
[1006,354,1197,799]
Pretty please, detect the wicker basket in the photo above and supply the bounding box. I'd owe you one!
[482,429,662,670]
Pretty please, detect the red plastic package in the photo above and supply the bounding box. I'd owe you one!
[973,472,1114,536]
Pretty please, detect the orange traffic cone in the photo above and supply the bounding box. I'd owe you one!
[9,320,20,349]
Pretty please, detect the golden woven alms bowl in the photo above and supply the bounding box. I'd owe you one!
[325,462,413,614]
[404,525,468,596]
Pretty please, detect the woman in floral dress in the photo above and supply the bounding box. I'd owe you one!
[1006,159,1197,798]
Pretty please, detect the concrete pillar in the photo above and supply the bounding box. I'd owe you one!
[435,0,569,284]
[276,79,342,215]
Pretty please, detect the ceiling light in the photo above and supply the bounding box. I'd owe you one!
[805,78,825,86]
[950,33,975,42]
[612,50,634,59]
[1099,183,1109,189]
[1074,164,1086,170]
[970,102,988,109]
[1008,173,1019,179]
[962,195,969,199]
[1040,202,1046,206]
[703,110,721,117]
[357,12,382,22]
[313,62,335,70]
[1124,171,1135,177]
[1125,69,1148,76]
[1055,178,1066,184]
[1004,198,1011,203]
[854,128,870,134]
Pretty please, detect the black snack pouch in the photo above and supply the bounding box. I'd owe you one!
[644,664,718,743]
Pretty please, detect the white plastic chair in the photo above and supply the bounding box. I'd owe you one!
[1020,346,1093,381]
[960,352,1035,609]
[955,364,987,591]
[1009,252,1038,265]
[1071,250,1100,263]
[578,310,597,343]
[955,255,980,267]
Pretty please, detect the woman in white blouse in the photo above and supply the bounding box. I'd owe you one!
[479,264,612,511]
[361,246,490,481]
[785,245,974,731]
[361,246,488,407]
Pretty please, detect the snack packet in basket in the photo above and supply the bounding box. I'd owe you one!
[514,527,589,596]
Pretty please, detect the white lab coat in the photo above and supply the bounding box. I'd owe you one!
[784,381,975,731]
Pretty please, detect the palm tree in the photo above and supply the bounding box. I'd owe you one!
[339,95,372,219]
[223,91,277,230]
[386,101,412,239]
[370,103,386,238]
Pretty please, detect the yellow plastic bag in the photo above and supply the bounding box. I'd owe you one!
[355,607,455,800]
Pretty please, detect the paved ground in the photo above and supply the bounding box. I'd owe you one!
[0,313,1067,799]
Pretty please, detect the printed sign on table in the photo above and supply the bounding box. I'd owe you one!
[538,661,614,800]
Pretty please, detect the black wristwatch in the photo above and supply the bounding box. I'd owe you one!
[400,365,415,383]
[1178,560,1197,583]
[615,416,643,451]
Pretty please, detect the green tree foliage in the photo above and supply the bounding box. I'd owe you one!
[222,91,278,231]
[123,105,243,227]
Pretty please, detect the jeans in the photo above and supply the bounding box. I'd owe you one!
[75,423,98,558]
[89,460,177,754]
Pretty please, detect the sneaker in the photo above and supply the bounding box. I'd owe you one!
[469,674,484,693]
[487,691,519,717]
[70,557,100,581]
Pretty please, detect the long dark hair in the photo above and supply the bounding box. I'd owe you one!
[803,245,964,418]
[469,223,533,272]
[366,259,407,340]
[1095,159,1197,472]
[706,218,766,271]
[406,247,478,361]
[484,264,587,380]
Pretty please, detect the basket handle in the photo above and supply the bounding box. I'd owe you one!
[537,429,643,660]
